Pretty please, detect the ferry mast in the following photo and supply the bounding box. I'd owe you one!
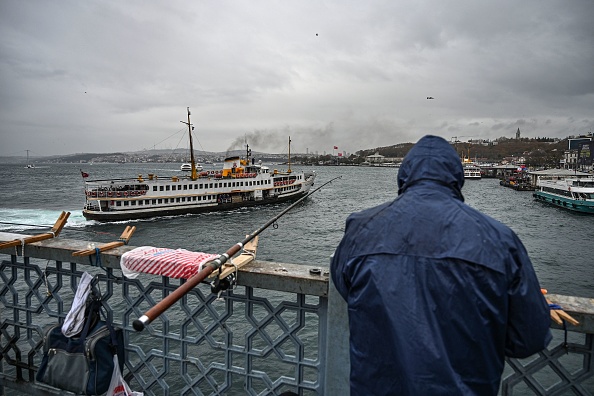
[181,107,197,180]
[288,136,292,173]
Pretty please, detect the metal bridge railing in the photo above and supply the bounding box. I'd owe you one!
[0,234,592,395]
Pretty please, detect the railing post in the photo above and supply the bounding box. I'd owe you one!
[323,271,350,395]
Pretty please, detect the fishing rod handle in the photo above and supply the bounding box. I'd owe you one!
[133,264,216,331]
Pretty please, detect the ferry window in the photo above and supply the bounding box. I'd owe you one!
[166,186,170,191]
[131,201,136,206]
[153,186,158,191]
[139,200,143,206]
[176,198,181,203]
[209,183,213,188]
[199,184,203,189]
[116,201,121,206]
[152,199,157,204]
[124,201,129,206]
[158,199,163,204]
[184,185,187,190]
[160,186,164,191]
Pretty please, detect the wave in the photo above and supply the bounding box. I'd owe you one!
[0,208,89,232]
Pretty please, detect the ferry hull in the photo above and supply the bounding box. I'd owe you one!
[533,191,594,214]
[83,190,310,222]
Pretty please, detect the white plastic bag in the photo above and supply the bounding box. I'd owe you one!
[107,355,143,396]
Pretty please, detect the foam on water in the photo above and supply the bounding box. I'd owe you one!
[0,208,89,231]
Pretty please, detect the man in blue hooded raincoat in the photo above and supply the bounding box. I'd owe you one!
[331,135,551,395]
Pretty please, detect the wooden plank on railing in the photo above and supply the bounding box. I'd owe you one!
[72,226,136,256]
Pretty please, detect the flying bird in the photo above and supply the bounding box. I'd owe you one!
[427,96,434,99]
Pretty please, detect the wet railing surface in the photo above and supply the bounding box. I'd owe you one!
[0,233,592,395]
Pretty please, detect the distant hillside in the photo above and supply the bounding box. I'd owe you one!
[356,138,568,163]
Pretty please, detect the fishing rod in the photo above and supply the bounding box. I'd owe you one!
[133,175,341,332]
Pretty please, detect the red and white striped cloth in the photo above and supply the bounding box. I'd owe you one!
[120,246,219,279]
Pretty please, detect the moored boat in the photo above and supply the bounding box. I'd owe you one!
[82,108,316,222]
[463,164,482,179]
[533,177,594,214]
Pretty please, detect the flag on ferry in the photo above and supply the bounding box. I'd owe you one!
[338,152,343,157]
[334,146,338,149]
[80,169,89,178]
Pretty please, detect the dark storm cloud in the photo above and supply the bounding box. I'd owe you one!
[1,0,593,156]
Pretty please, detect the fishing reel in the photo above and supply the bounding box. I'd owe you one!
[210,270,237,297]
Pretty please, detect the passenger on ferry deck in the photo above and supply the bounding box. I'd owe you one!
[331,135,551,396]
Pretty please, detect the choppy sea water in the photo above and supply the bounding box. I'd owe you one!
[1,162,594,395]
[1,162,592,298]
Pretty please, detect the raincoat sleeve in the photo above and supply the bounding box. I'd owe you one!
[330,217,356,301]
[331,242,350,301]
[504,238,552,358]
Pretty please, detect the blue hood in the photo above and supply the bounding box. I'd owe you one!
[397,135,465,199]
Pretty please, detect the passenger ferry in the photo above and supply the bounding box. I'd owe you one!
[82,108,316,222]
[463,165,482,179]
[461,154,481,179]
[533,177,594,214]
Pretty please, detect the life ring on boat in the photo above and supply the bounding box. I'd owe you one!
[107,192,114,197]
[123,191,129,197]
[141,190,146,195]
[98,192,105,197]
[116,192,121,198]
[130,191,137,196]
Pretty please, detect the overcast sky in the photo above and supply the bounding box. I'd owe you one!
[1,1,593,157]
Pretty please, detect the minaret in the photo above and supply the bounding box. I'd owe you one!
[516,128,521,140]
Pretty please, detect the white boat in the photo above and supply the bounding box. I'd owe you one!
[181,162,203,172]
[533,177,594,214]
[378,162,400,168]
[25,150,35,169]
[463,165,482,179]
[462,158,482,179]
[82,108,316,222]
